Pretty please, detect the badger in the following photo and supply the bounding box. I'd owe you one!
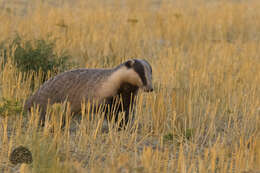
[24,59,153,128]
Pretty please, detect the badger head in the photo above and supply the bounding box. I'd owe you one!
[124,59,153,92]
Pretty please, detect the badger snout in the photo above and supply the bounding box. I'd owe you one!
[147,88,153,92]
[143,86,153,92]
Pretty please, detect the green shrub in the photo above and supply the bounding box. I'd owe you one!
[0,34,73,83]
[163,133,174,142]
[163,128,195,144]
[184,128,194,140]
[0,98,24,116]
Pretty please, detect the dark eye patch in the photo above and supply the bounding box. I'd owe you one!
[132,60,147,85]
[125,60,134,68]
[142,59,152,73]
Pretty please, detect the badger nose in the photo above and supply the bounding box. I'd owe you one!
[144,87,153,92]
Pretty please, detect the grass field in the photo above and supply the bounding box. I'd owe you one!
[0,0,260,172]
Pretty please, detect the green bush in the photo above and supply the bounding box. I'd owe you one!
[0,34,73,82]
[163,133,174,142]
[0,98,24,116]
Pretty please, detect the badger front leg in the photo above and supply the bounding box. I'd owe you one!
[118,93,136,129]
[105,91,137,129]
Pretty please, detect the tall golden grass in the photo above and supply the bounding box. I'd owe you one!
[0,0,260,172]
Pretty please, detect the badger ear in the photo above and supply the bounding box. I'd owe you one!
[125,59,135,68]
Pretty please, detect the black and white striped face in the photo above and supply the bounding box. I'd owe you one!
[125,59,153,92]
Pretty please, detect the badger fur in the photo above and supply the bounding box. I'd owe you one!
[24,59,153,128]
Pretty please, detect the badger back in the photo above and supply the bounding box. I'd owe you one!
[24,68,113,111]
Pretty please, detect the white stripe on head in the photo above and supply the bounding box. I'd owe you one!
[138,59,153,92]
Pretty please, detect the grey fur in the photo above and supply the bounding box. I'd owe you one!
[24,59,153,128]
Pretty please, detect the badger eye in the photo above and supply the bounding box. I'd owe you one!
[125,59,135,68]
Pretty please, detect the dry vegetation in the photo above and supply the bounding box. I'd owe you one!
[0,0,260,172]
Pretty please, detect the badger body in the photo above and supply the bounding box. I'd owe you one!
[24,59,153,128]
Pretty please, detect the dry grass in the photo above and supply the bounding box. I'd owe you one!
[0,0,260,172]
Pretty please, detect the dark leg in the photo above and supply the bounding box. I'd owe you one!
[39,109,46,127]
[38,106,67,130]
[104,96,129,130]
[105,83,138,130]
[118,94,136,129]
